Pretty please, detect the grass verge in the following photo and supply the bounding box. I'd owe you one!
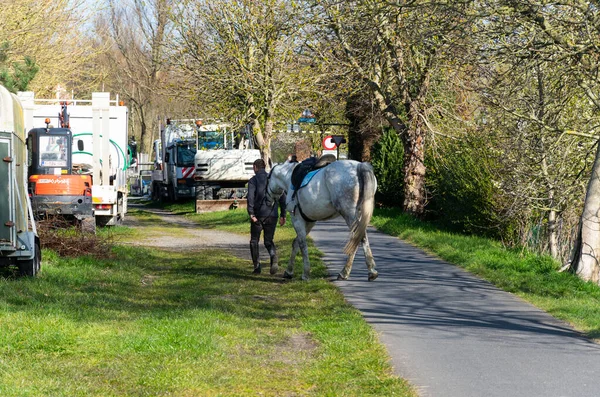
[0,204,414,397]
[371,207,600,340]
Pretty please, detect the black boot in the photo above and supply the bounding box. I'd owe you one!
[269,248,279,275]
[250,242,261,274]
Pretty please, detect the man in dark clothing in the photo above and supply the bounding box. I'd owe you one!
[247,159,286,274]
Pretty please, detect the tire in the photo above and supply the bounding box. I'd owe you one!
[196,184,205,201]
[167,184,175,202]
[152,182,159,201]
[204,186,214,200]
[18,241,41,277]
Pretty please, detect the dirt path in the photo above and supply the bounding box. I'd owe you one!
[122,205,255,260]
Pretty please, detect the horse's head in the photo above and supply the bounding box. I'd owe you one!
[265,162,296,207]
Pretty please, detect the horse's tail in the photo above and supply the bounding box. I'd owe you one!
[344,162,377,255]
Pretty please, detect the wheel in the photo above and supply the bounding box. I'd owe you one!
[196,185,205,201]
[18,241,41,277]
[167,184,175,202]
[152,182,159,201]
[204,186,214,200]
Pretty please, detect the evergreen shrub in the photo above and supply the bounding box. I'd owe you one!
[370,129,404,207]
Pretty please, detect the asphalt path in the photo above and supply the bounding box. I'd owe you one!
[311,219,600,397]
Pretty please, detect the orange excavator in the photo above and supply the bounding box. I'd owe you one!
[27,102,94,227]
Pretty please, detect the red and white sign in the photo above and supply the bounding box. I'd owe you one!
[322,135,337,150]
[180,167,195,178]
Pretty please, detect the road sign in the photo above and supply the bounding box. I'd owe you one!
[331,135,347,147]
[298,109,316,123]
[322,135,337,150]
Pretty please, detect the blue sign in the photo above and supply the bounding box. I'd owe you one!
[298,109,316,124]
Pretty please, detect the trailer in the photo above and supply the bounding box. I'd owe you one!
[0,85,41,276]
[18,92,129,228]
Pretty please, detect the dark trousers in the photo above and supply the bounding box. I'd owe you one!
[250,216,277,251]
[250,216,278,274]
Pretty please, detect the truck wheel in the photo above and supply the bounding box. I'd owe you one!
[18,241,41,277]
[167,184,175,202]
[196,185,205,201]
[152,182,159,201]
[204,186,214,200]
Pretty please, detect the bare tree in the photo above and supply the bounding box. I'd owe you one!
[312,0,476,215]
[94,0,174,153]
[483,0,600,284]
[173,0,317,163]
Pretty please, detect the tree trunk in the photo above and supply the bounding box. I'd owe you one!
[548,204,559,259]
[401,104,427,216]
[570,142,600,284]
[345,93,383,162]
[262,116,274,166]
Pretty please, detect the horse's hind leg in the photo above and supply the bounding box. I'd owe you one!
[362,233,378,281]
[338,247,358,280]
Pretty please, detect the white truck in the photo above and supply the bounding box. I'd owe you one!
[18,92,129,227]
[194,122,261,212]
[0,85,41,276]
[151,119,199,201]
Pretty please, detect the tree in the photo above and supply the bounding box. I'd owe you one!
[0,42,38,92]
[173,0,316,163]
[473,9,593,260]
[485,0,600,284]
[313,0,477,215]
[0,0,103,96]
[94,0,175,153]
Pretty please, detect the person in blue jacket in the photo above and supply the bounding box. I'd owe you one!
[247,159,286,274]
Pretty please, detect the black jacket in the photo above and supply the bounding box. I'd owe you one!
[247,169,286,219]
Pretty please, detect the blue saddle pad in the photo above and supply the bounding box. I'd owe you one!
[292,169,322,190]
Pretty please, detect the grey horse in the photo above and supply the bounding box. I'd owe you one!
[265,160,378,281]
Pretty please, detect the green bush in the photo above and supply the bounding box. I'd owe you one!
[370,129,404,207]
[425,137,501,237]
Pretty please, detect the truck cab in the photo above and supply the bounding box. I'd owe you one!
[151,120,199,201]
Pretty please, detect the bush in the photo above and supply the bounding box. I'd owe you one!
[370,129,404,207]
[425,137,501,237]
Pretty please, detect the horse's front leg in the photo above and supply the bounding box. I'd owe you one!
[362,233,378,281]
[298,235,311,281]
[283,237,299,279]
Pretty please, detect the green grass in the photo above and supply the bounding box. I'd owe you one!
[0,204,414,397]
[371,207,600,340]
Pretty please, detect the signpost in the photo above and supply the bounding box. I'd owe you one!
[322,135,337,150]
[322,134,347,159]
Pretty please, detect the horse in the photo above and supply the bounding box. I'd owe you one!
[265,159,378,281]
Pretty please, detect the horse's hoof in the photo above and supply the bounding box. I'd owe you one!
[301,275,310,281]
[368,271,378,281]
[283,271,293,279]
[337,273,348,281]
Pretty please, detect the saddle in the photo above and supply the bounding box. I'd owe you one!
[290,154,337,192]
